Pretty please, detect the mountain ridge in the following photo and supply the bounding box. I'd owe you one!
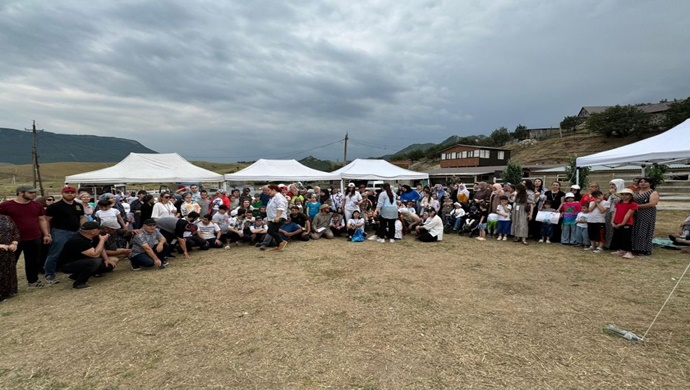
[0,128,156,164]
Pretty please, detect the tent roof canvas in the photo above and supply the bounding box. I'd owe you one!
[576,119,690,167]
[65,153,224,184]
[331,159,429,180]
[224,159,339,181]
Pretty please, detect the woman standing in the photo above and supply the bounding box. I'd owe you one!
[343,183,362,222]
[0,214,20,301]
[605,179,625,249]
[373,183,398,243]
[140,195,155,224]
[632,177,659,256]
[151,193,177,220]
[511,184,534,245]
[543,181,565,243]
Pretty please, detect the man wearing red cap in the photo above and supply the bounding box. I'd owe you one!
[43,186,85,284]
[0,185,52,287]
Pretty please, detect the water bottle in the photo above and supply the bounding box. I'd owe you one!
[605,324,644,342]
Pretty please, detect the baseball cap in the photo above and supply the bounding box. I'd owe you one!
[565,192,575,198]
[16,185,37,193]
[347,183,355,187]
[100,220,121,229]
[570,184,581,190]
[143,219,157,226]
[62,186,78,193]
[618,188,634,195]
[81,221,101,231]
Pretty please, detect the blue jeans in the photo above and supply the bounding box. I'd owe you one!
[561,224,577,244]
[497,221,511,235]
[575,226,590,247]
[453,217,464,231]
[130,244,169,267]
[540,223,553,239]
[44,229,78,278]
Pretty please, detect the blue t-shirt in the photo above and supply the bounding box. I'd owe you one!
[305,201,321,220]
[280,221,301,240]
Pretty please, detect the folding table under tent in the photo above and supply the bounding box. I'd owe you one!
[65,153,224,184]
[576,118,690,167]
[223,159,340,182]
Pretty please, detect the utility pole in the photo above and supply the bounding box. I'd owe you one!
[343,132,349,164]
[25,121,45,196]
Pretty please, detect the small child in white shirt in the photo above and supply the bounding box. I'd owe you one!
[574,209,590,247]
[95,199,125,228]
[495,195,512,241]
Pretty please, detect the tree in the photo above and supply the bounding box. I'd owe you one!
[486,127,511,147]
[646,163,669,186]
[663,97,690,130]
[564,154,591,188]
[407,149,425,162]
[511,124,529,140]
[503,160,523,185]
[560,115,583,132]
[585,105,650,138]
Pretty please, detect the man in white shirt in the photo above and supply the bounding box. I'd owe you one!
[196,214,222,248]
[416,208,444,242]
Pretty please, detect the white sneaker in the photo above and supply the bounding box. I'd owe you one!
[497,236,502,241]
[389,239,395,243]
[476,237,486,241]
[538,239,544,243]
[377,238,385,243]
[224,245,231,250]
[584,246,593,251]
[368,235,378,241]
[502,236,507,241]
[546,239,551,244]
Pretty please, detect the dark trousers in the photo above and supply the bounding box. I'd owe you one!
[267,221,284,245]
[60,258,101,286]
[377,217,396,240]
[130,243,169,267]
[418,228,438,242]
[611,225,633,252]
[14,239,42,284]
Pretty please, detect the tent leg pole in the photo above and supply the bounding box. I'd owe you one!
[576,169,579,187]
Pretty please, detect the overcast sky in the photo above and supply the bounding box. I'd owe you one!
[1,0,688,162]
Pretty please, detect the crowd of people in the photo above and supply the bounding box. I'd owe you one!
[0,177,686,300]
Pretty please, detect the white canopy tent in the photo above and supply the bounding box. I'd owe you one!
[224,159,339,182]
[331,159,429,181]
[576,119,690,167]
[65,153,224,184]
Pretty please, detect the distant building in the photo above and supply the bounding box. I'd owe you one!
[578,102,671,125]
[439,144,510,168]
[527,127,561,140]
[389,160,411,169]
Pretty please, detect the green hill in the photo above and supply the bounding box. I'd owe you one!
[0,128,156,164]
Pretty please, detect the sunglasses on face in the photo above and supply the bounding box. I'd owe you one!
[163,196,171,199]
[46,198,55,201]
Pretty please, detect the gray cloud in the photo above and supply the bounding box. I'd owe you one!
[1,0,689,163]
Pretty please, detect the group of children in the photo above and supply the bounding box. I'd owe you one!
[441,186,639,259]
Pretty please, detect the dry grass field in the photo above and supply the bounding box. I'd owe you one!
[1,211,690,389]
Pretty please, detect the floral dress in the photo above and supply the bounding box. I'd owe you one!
[0,215,20,299]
